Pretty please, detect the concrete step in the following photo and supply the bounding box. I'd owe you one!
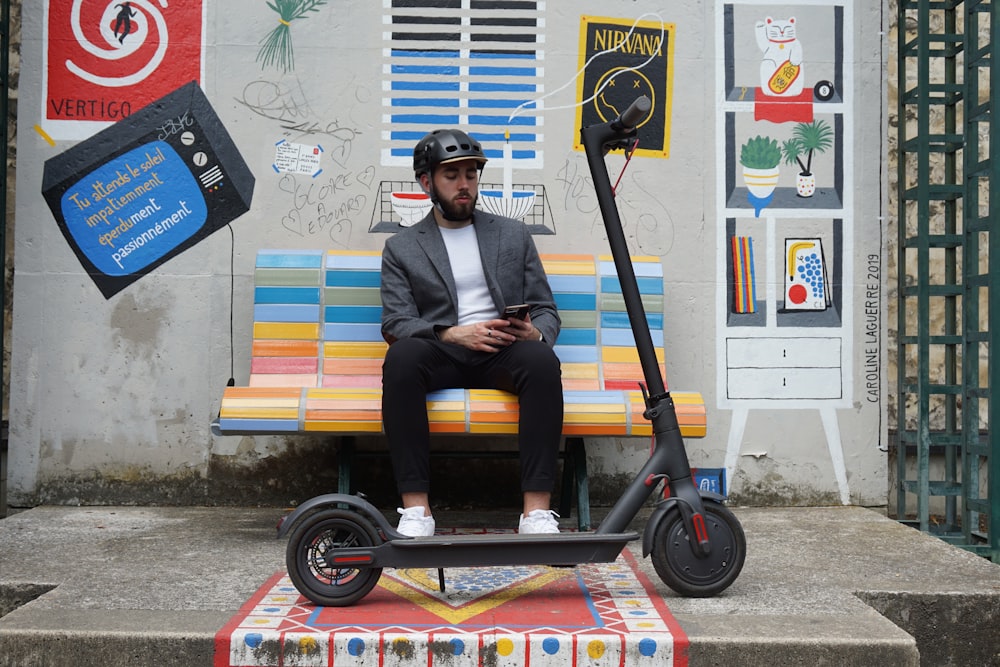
[1,506,998,666]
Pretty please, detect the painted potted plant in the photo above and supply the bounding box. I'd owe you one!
[781,119,833,197]
[739,135,782,200]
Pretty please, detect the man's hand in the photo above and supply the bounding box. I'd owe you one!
[498,313,542,342]
[439,316,541,352]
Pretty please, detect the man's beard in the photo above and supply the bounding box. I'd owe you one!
[437,192,477,221]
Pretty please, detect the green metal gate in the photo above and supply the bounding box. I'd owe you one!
[896,0,999,562]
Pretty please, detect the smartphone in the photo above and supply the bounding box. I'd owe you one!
[503,304,530,320]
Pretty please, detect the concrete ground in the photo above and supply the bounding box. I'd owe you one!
[1,504,999,666]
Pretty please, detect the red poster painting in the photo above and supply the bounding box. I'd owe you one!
[44,0,204,139]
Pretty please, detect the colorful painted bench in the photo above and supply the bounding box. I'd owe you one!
[213,250,707,529]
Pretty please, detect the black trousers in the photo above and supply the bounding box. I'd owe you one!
[381,337,563,496]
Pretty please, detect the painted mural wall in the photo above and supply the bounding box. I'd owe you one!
[7,0,886,506]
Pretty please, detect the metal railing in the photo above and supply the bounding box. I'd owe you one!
[896,0,999,563]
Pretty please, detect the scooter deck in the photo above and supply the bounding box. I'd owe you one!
[331,531,640,569]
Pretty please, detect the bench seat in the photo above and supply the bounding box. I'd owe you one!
[218,386,707,437]
[214,250,706,529]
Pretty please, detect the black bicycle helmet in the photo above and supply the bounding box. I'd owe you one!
[413,129,488,177]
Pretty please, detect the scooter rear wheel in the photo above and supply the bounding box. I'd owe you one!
[650,500,746,597]
[285,508,383,607]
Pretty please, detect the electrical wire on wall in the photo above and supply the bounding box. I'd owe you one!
[505,12,666,126]
[226,223,235,388]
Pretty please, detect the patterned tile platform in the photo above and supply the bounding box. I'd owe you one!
[214,546,687,667]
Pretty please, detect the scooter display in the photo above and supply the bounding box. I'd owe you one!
[276,95,746,607]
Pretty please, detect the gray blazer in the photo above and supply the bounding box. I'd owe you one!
[380,210,560,345]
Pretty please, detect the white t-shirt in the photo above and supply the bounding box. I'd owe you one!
[439,224,496,325]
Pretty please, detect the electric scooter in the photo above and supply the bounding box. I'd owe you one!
[276,96,746,607]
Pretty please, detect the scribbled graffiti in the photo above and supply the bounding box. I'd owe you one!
[555,157,673,257]
[276,169,375,246]
[237,78,364,164]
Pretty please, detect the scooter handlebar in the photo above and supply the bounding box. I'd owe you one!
[611,95,652,132]
[582,95,651,155]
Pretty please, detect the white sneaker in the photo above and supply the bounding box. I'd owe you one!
[396,506,435,537]
[518,509,560,534]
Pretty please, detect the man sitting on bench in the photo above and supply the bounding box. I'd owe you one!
[380,128,564,537]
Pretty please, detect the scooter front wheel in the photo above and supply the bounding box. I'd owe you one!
[650,500,746,597]
[285,508,383,607]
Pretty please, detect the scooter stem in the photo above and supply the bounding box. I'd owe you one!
[579,97,665,398]
[581,97,711,555]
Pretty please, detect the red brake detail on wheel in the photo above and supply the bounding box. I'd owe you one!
[691,513,710,545]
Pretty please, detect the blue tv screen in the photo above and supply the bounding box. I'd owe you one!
[42,82,254,298]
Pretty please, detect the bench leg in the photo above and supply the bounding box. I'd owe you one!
[559,442,574,518]
[337,435,356,495]
[565,437,591,531]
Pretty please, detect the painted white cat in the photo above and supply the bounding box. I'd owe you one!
[755,17,804,97]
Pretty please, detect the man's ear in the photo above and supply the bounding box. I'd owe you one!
[418,172,432,194]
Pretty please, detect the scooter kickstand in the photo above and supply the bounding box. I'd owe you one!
[438,568,446,592]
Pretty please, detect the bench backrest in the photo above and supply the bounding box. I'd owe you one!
[248,250,668,392]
